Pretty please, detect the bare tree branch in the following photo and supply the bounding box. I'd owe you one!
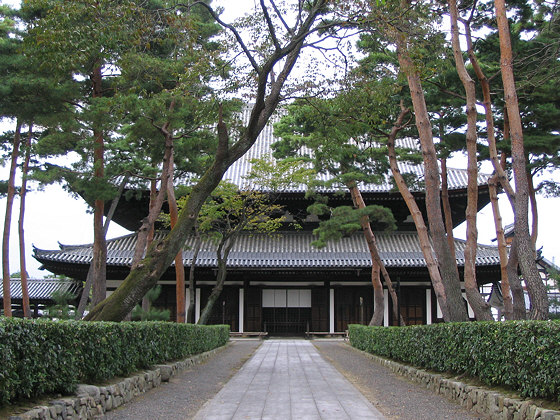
[260,0,282,51]
[270,0,295,35]
[177,2,261,73]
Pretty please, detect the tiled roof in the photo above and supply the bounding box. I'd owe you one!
[503,223,515,237]
[156,105,487,194]
[34,231,501,270]
[0,279,81,301]
[216,105,490,193]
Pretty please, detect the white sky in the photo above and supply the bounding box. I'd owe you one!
[1,0,559,279]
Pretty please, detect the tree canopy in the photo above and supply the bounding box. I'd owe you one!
[1,0,558,322]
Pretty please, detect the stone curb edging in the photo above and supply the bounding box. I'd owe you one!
[8,344,229,420]
[351,346,560,420]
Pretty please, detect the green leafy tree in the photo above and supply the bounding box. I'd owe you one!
[328,0,471,322]
[167,156,313,325]
[196,182,286,325]
[111,1,228,322]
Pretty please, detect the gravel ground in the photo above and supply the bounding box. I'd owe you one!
[313,340,487,420]
[104,340,261,420]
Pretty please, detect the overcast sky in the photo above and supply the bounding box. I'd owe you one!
[1,0,559,279]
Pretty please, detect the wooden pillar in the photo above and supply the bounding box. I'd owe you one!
[185,288,191,324]
[329,288,335,333]
[195,288,201,323]
[426,289,432,325]
[239,288,244,333]
[383,289,389,327]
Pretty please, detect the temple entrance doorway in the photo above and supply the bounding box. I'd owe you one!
[262,289,311,335]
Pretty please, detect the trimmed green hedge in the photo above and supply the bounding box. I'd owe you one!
[349,321,560,402]
[0,318,229,406]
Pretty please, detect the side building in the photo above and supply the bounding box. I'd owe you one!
[0,278,81,317]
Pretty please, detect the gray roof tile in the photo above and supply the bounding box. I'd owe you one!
[176,105,489,193]
[34,231,501,269]
[1,279,80,301]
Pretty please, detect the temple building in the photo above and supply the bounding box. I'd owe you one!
[34,108,507,333]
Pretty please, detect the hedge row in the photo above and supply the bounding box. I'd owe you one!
[0,318,229,406]
[348,321,560,402]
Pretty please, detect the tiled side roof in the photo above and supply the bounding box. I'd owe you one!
[0,279,81,301]
[34,231,501,269]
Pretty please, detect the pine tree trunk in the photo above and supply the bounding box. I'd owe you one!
[440,159,457,257]
[92,195,106,306]
[76,176,128,319]
[396,37,468,322]
[500,119,525,320]
[449,0,493,320]
[347,183,404,325]
[507,237,527,319]
[2,120,22,318]
[488,176,513,319]
[386,107,454,321]
[527,171,538,248]
[464,20,516,206]
[147,178,157,245]
[135,103,177,314]
[91,65,106,307]
[347,183,384,325]
[369,263,384,326]
[167,151,186,323]
[187,230,201,324]
[131,104,176,273]
[495,0,548,319]
[18,125,33,318]
[142,178,158,313]
[499,135,527,320]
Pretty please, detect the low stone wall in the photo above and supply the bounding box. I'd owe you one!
[8,344,227,420]
[356,349,560,420]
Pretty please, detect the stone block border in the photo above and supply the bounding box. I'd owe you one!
[8,344,229,420]
[353,347,560,420]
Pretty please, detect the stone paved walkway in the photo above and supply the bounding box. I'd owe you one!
[193,339,386,420]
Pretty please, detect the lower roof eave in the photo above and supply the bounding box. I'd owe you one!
[37,260,502,285]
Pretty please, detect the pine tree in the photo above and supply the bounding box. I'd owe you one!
[274,97,403,325]
[23,0,149,307]
[1,5,72,317]
[86,0,337,321]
